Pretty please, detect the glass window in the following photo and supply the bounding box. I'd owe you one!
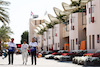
[76,38,78,44]
[92,7,94,13]
[40,20,41,24]
[92,35,95,49]
[89,35,91,49]
[97,35,100,43]
[89,18,91,23]
[35,20,37,25]
[73,39,74,50]
[72,18,74,23]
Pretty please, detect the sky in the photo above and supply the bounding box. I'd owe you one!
[5,0,71,43]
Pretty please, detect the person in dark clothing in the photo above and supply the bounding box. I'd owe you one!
[29,38,38,65]
[7,38,17,65]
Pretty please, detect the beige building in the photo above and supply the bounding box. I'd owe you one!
[86,0,100,52]
[29,18,43,42]
[69,13,86,51]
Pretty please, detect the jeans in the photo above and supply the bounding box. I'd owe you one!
[8,52,14,64]
[31,50,36,65]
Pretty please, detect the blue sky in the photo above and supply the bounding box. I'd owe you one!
[6,0,71,43]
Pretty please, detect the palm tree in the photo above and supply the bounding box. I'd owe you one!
[0,25,13,42]
[70,0,86,13]
[0,0,10,24]
[38,28,47,35]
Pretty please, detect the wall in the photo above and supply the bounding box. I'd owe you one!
[86,0,100,52]
[43,32,48,51]
[69,13,86,51]
[48,28,53,50]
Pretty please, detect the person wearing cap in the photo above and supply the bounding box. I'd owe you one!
[7,38,17,65]
[21,39,29,65]
[29,38,38,65]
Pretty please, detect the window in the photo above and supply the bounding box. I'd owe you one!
[73,26,75,30]
[92,17,94,23]
[58,43,59,47]
[71,19,72,23]
[89,35,91,49]
[92,7,94,13]
[35,20,37,25]
[73,39,74,50]
[40,20,41,24]
[89,8,91,14]
[76,38,78,44]
[97,35,100,43]
[92,35,95,49]
[71,40,72,50]
[72,18,74,23]
[89,18,91,23]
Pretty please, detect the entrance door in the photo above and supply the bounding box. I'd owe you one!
[73,39,74,50]
[92,35,95,49]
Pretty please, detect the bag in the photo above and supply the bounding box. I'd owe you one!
[8,47,15,52]
[30,46,36,52]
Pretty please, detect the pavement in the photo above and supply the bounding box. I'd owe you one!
[0,54,99,67]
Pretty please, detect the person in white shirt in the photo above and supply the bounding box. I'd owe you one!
[21,39,29,65]
[7,38,17,65]
[29,38,38,65]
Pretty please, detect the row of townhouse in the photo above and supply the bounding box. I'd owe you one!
[29,0,100,53]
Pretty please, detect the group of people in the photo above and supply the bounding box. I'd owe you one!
[7,38,38,65]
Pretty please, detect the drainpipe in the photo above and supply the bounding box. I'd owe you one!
[82,6,84,25]
[90,0,92,22]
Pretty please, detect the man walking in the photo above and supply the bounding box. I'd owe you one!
[21,39,29,65]
[29,38,38,65]
[7,38,17,65]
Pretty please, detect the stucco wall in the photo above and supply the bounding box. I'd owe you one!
[69,13,86,51]
[86,0,100,52]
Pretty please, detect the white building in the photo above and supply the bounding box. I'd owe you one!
[43,32,48,51]
[86,0,100,52]
[48,28,53,51]
[38,35,43,52]
[69,13,86,51]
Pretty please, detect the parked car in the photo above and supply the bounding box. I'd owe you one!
[45,50,68,59]
[84,57,100,66]
[58,50,87,61]
[41,51,46,57]
[83,50,100,57]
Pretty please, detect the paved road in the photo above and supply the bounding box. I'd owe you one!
[0,54,99,67]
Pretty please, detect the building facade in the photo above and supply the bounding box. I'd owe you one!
[69,13,86,51]
[47,28,53,51]
[53,23,67,50]
[86,0,100,52]
[43,32,48,51]
[29,18,43,42]
[38,35,43,52]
